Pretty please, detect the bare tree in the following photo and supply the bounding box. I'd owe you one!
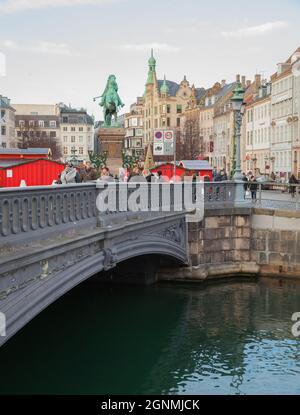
[17,122,62,160]
[177,118,204,160]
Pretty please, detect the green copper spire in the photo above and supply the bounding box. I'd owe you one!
[146,49,156,85]
[160,75,169,95]
[148,48,156,69]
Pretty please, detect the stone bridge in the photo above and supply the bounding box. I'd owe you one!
[1,181,300,346]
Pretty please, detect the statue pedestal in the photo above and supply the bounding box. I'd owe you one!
[98,127,125,174]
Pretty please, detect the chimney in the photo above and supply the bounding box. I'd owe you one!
[254,74,261,87]
[246,80,251,88]
[221,79,226,87]
[236,74,241,83]
[241,76,246,88]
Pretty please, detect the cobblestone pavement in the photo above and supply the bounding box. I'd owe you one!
[247,190,300,211]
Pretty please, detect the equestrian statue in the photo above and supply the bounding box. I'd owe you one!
[94,74,124,127]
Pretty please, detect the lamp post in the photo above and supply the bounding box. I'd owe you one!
[231,81,246,203]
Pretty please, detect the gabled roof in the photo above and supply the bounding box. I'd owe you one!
[0,158,64,169]
[216,82,235,98]
[0,148,51,156]
[195,88,206,102]
[179,160,213,170]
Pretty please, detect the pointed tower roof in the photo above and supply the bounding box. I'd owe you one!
[160,75,169,95]
[146,49,156,85]
[148,48,156,66]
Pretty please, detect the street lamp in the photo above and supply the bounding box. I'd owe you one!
[231,81,245,180]
[231,81,246,203]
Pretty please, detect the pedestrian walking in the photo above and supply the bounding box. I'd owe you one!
[242,173,249,198]
[249,176,258,202]
[289,174,299,198]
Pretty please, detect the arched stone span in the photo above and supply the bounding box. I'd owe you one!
[0,214,188,347]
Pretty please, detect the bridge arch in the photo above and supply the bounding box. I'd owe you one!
[0,232,188,347]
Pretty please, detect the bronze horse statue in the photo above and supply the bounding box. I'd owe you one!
[94,74,124,127]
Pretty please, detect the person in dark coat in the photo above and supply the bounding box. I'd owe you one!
[289,174,299,197]
[80,161,97,182]
[242,173,248,189]
[249,176,258,202]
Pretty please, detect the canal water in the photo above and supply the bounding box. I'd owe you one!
[0,278,300,395]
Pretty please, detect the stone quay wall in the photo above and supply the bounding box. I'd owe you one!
[159,207,300,282]
[251,208,300,278]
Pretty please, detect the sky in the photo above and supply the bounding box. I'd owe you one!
[0,0,300,120]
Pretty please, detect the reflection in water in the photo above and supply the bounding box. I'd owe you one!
[0,278,300,395]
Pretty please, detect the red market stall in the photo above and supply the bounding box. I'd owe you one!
[0,159,65,188]
[151,160,213,181]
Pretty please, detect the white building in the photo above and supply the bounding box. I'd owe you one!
[59,104,94,163]
[270,57,294,178]
[0,95,16,148]
[244,83,272,175]
[291,49,300,177]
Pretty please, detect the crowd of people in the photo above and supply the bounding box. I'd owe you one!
[56,162,299,202]
[56,161,165,185]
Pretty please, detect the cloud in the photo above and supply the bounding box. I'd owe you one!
[120,43,180,52]
[221,21,289,38]
[0,39,73,55]
[0,0,120,15]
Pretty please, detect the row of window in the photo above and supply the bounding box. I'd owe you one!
[272,76,293,95]
[62,126,91,132]
[247,103,271,123]
[272,125,293,143]
[145,104,183,117]
[63,146,85,155]
[273,151,292,168]
[199,111,213,122]
[272,100,292,119]
[63,136,92,143]
[125,118,143,128]
[247,128,271,146]
[144,117,181,131]
[18,120,57,128]
[17,121,92,132]
[16,130,56,138]
[125,128,143,138]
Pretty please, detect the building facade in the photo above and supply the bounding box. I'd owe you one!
[270,55,295,178]
[180,81,235,165]
[212,81,239,173]
[0,95,16,148]
[59,104,94,163]
[14,104,61,157]
[244,83,272,175]
[142,50,204,155]
[124,98,144,156]
[291,50,300,177]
